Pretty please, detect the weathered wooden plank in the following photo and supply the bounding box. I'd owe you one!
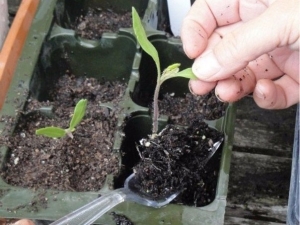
[226,151,291,223]
[226,203,287,224]
[228,151,291,205]
[224,216,285,225]
[233,97,296,157]
[225,95,296,224]
[234,119,294,156]
[234,97,297,130]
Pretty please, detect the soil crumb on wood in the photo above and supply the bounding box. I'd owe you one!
[133,120,224,207]
[111,212,134,225]
[75,8,132,39]
[0,75,127,192]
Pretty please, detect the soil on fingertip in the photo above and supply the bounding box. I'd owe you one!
[75,8,132,39]
[0,74,126,192]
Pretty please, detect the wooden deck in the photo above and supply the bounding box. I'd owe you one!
[225,97,297,224]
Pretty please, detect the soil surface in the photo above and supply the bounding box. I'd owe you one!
[75,8,132,39]
[133,120,224,207]
[158,92,227,125]
[0,74,127,191]
[111,212,134,225]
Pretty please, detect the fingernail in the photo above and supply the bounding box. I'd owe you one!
[193,50,221,80]
[188,80,198,96]
[215,90,226,102]
[14,221,22,225]
[183,44,193,59]
[255,86,266,99]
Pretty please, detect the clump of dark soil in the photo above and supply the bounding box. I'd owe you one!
[157,92,227,126]
[111,212,134,225]
[133,120,224,207]
[0,74,127,192]
[75,8,132,39]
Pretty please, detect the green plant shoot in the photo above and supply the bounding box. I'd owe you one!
[36,99,88,139]
[132,7,197,135]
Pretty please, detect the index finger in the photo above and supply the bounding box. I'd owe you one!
[181,0,240,58]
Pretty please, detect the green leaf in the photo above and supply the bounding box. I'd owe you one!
[132,7,161,76]
[164,63,181,72]
[36,127,66,138]
[69,99,87,129]
[171,68,198,79]
[160,68,198,84]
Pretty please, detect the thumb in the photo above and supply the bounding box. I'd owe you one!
[192,0,299,81]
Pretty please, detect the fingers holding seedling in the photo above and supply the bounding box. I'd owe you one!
[213,67,256,102]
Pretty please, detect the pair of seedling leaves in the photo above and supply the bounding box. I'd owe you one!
[35,99,87,138]
[36,8,197,138]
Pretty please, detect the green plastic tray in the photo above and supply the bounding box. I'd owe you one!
[0,0,236,224]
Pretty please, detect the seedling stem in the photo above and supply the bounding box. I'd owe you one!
[132,8,197,135]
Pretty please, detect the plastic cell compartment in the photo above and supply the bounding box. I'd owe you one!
[54,0,149,29]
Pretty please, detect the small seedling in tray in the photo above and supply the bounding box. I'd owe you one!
[35,99,87,139]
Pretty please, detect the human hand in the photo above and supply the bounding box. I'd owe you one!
[13,219,34,225]
[181,0,299,109]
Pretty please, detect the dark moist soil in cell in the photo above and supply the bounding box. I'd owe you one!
[111,212,134,225]
[133,120,224,207]
[157,91,227,125]
[0,74,127,192]
[75,8,132,39]
[124,90,226,207]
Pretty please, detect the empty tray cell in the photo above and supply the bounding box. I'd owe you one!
[30,33,136,101]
